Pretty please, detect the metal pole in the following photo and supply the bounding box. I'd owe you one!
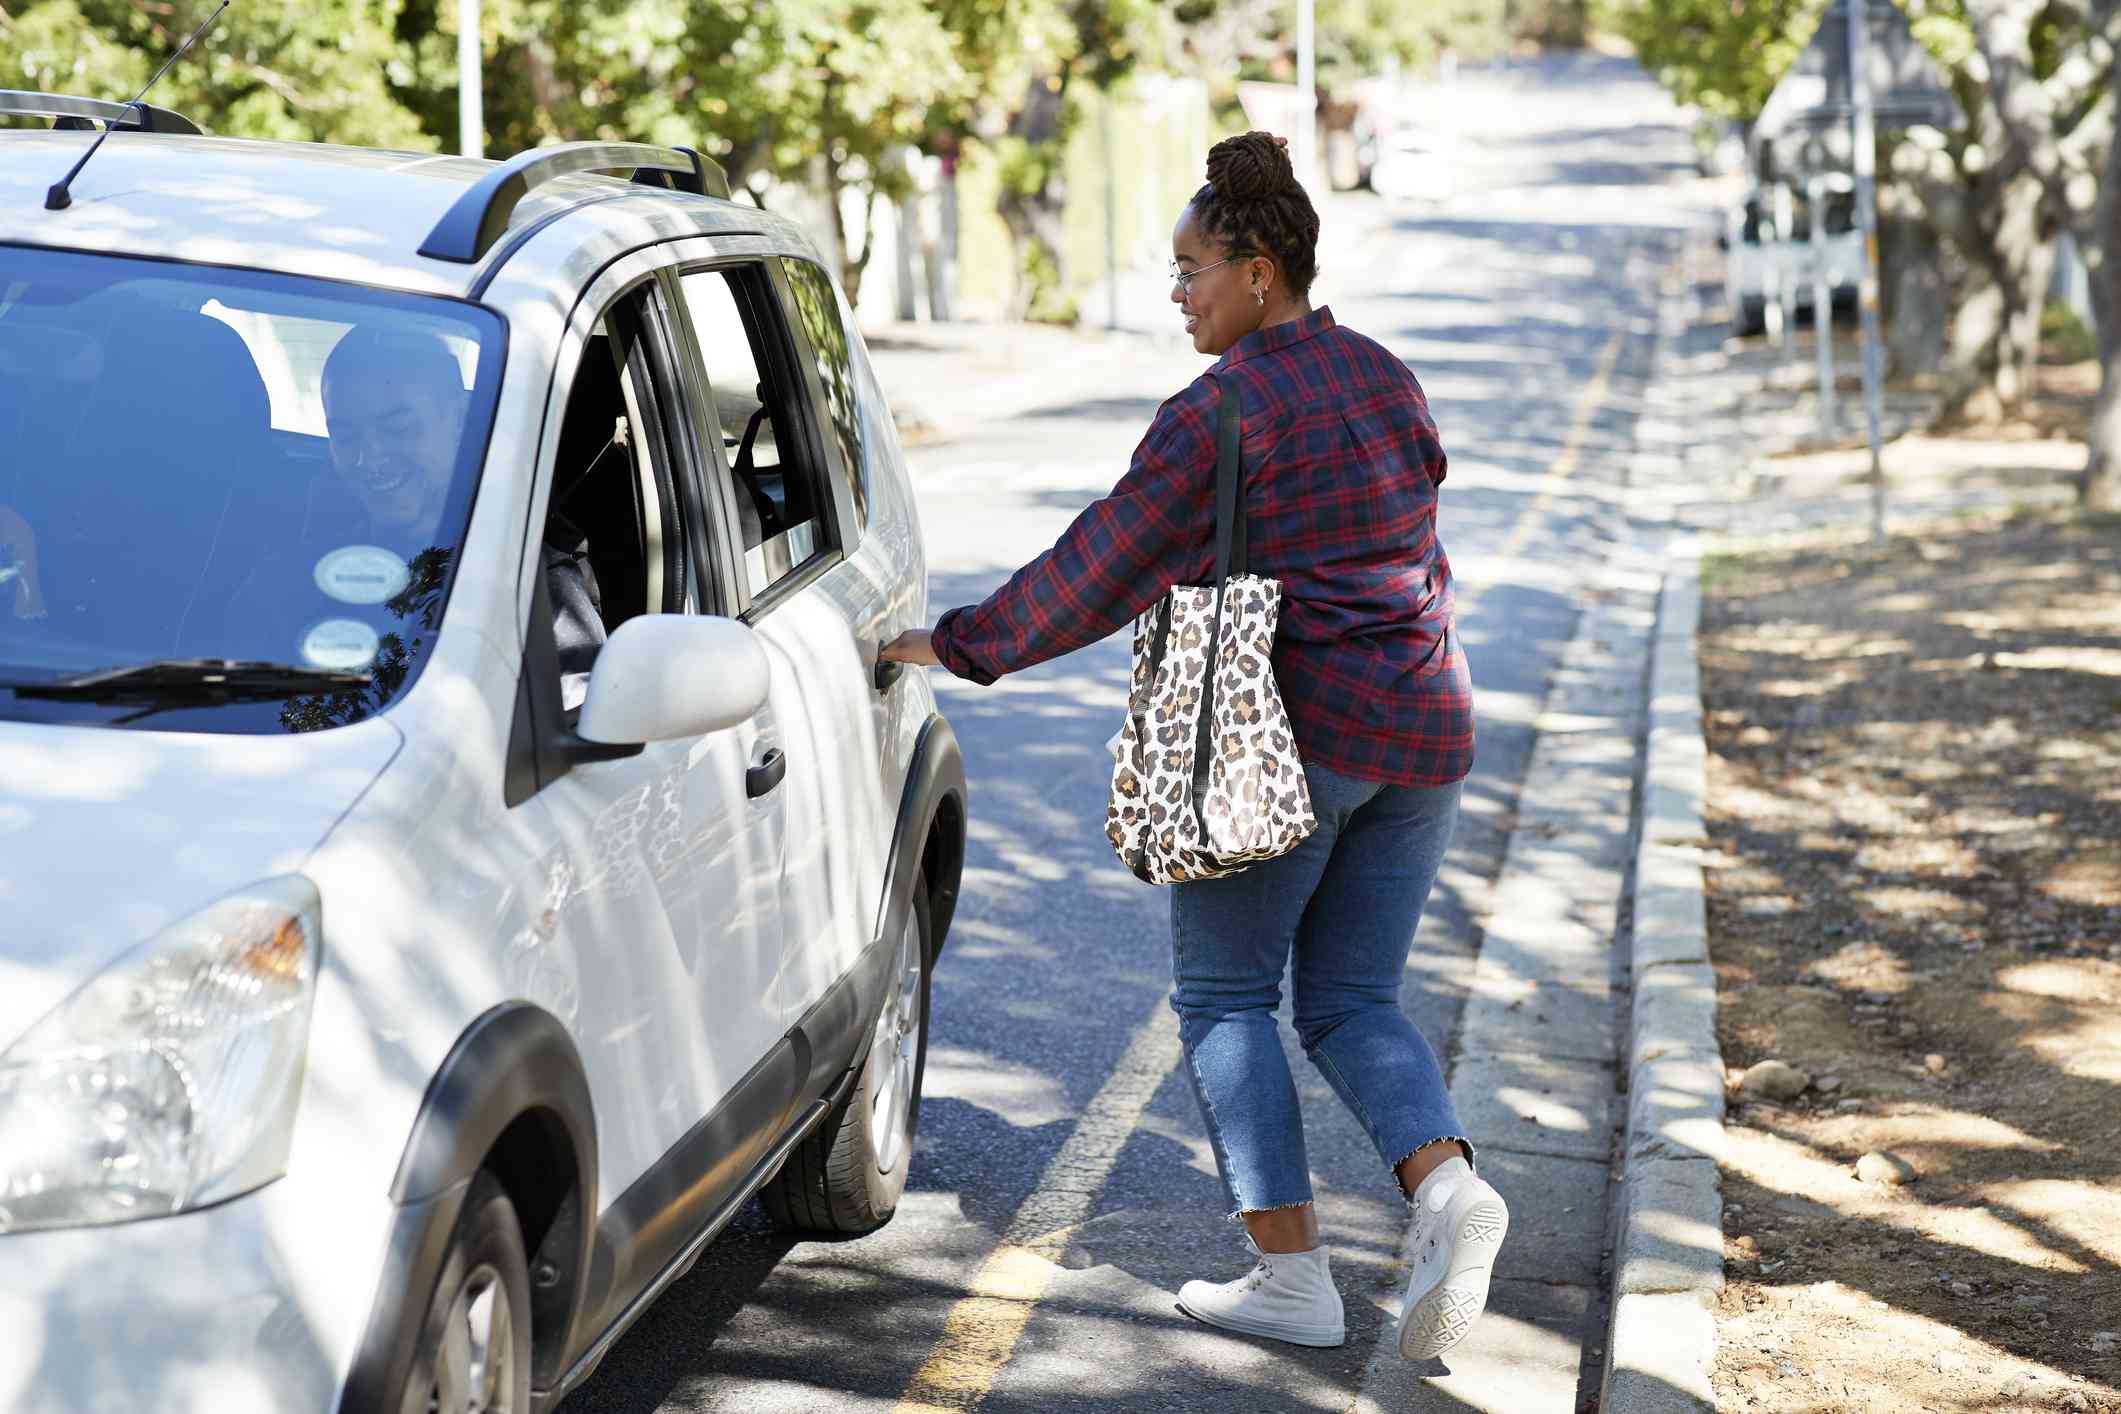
[1849,0,1888,542]
[1775,180,1798,357]
[1102,94,1119,331]
[1295,0,1317,192]
[1763,183,1786,348]
[1810,173,1837,441]
[457,0,483,158]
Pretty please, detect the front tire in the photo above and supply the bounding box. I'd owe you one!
[763,873,933,1234]
[395,1171,533,1414]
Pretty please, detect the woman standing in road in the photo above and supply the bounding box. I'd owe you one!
[881,131,1506,1360]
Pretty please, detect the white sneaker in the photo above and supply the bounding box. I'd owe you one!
[1396,1157,1509,1361]
[1176,1239,1346,1348]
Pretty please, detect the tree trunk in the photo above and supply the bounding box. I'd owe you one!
[996,75,1072,323]
[1942,168,2054,421]
[822,157,880,313]
[2083,59,2121,510]
[997,181,1071,322]
[2086,325,2121,509]
[523,37,564,140]
[1880,199,1948,380]
[895,188,922,322]
[925,151,959,321]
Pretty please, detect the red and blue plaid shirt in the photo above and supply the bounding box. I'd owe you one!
[932,306,1473,787]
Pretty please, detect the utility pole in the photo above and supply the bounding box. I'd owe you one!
[1809,172,1846,443]
[458,0,483,159]
[1849,0,1887,542]
[1102,95,1119,331]
[1772,180,1796,355]
[1295,0,1317,191]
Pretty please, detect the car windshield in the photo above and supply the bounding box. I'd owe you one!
[0,247,503,733]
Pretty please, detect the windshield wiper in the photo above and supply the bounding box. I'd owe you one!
[4,658,372,703]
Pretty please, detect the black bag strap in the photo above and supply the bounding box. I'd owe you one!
[1138,376,1246,718]
[1188,378,1246,822]
[1213,375,1247,581]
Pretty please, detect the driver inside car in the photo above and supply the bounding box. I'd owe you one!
[319,327,471,540]
[321,327,610,691]
[232,327,607,689]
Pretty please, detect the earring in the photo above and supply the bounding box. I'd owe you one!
[1254,288,1265,306]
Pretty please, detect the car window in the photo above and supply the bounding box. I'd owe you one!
[674,266,833,602]
[779,257,866,527]
[0,246,501,734]
[539,299,691,711]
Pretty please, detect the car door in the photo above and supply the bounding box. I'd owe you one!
[664,255,884,1025]
[772,254,907,951]
[509,272,791,1206]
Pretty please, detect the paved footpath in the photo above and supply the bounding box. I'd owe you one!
[559,54,1722,1414]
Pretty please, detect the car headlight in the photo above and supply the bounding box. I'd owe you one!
[0,876,321,1234]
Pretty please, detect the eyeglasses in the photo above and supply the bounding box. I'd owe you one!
[1168,256,1239,293]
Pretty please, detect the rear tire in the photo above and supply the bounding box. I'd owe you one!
[394,1170,532,1414]
[762,873,933,1234]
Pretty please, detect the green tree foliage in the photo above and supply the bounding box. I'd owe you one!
[388,0,1017,301]
[1598,0,1825,121]
[1602,0,2115,436]
[1188,0,1506,95]
[1,0,1515,313]
[971,0,1174,319]
[1315,0,1510,77]
[2,0,433,148]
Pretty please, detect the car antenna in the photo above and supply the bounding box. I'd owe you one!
[45,0,233,212]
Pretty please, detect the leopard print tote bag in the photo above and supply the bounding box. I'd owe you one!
[1105,379,1316,885]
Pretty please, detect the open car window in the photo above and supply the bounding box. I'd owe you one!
[674,265,834,602]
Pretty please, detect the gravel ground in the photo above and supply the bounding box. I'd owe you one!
[1695,505,2121,1412]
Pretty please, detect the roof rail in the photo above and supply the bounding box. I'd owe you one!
[417,141,731,264]
[0,89,203,135]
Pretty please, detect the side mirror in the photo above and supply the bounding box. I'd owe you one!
[577,613,770,746]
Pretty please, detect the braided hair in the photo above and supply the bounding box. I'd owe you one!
[1188,131,1320,297]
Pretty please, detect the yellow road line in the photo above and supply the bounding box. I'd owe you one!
[1492,327,1626,566]
[894,326,1628,1413]
[895,996,1180,1412]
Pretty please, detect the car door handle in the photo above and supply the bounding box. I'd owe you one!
[746,747,787,798]
[874,642,905,693]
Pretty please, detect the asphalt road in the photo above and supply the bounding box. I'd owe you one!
[559,52,1708,1414]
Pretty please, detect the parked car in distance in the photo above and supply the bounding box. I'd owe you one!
[1725,183,1863,336]
[1367,128,1461,203]
[0,89,964,1414]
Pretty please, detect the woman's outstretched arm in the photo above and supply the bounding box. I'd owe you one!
[885,378,1219,681]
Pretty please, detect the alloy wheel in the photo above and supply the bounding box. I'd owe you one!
[406,1261,519,1414]
[866,909,925,1176]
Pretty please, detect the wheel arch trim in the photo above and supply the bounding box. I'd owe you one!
[337,1003,599,1412]
[880,712,966,961]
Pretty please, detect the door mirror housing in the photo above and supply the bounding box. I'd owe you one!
[577,614,770,745]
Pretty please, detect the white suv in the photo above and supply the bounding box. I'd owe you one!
[1724,184,1862,336]
[0,91,964,1414]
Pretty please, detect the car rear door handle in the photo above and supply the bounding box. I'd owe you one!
[746,747,786,798]
[874,642,905,692]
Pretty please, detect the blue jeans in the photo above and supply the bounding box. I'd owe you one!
[1170,763,1466,1214]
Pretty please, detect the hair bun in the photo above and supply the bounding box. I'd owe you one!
[1206,131,1298,200]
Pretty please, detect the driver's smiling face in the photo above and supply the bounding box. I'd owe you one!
[323,373,461,530]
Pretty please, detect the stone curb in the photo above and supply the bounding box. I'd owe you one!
[1601,553,1724,1413]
